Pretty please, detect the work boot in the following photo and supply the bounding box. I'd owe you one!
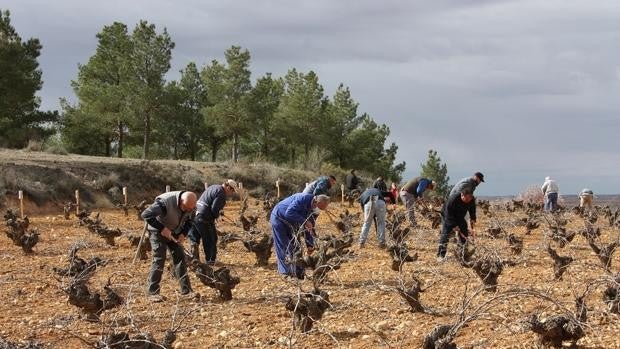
[190,242,200,262]
[181,291,201,302]
[148,294,165,303]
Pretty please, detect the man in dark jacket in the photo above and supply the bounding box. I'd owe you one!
[302,175,336,196]
[399,177,435,227]
[372,176,388,192]
[188,179,238,265]
[436,189,475,261]
[345,169,360,193]
[449,171,484,231]
[142,190,197,302]
[358,188,395,248]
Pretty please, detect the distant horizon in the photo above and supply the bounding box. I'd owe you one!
[479,193,620,198]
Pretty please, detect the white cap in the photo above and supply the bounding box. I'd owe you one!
[225,179,239,191]
[545,176,550,181]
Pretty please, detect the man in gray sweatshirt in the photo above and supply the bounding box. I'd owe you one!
[142,191,197,302]
[449,172,484,231]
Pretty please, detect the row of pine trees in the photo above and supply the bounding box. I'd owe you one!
[3,10,454,191]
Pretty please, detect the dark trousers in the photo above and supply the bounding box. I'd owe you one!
[437,219,469,258]
[188,216,218,264]
[147,231,191,295]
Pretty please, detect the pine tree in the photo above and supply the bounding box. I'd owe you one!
[420,149,451,198]
[0,9,58,148]
[69,22,132,157]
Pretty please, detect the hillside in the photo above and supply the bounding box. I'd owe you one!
[0,149,320,213]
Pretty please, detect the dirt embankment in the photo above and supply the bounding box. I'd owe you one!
[0,149,318,214]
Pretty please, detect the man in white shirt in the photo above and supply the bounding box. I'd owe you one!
[579,188,594,212]
[541,176,559,212]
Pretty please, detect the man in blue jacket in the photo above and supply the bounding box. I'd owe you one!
[188,179,238,265]
[270,193,331,279]
[436,188,475,262]
[302,175,337,196]
[142,190,197,302]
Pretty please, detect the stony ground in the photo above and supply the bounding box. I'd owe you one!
[1,199,619,348]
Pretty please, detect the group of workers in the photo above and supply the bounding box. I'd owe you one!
[139,171,596,301]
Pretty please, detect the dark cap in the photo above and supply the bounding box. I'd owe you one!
[474,172,485,182]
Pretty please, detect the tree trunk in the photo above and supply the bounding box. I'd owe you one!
[105,137,111,157]
[261,127,269,158]
[232,133,239,162]
[303,143,310,170]
[290,147,296,167]
[142,113,150,159]
[117,121,123,158]
[211,139,219,162]
[190,141,196,161]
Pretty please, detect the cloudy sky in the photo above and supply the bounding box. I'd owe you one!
[4,0,620,195]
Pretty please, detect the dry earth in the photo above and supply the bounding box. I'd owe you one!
[1,198,619,348]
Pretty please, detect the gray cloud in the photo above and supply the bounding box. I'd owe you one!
[3,0,619,194]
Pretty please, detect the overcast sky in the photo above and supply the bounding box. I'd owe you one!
[4,0,619,195]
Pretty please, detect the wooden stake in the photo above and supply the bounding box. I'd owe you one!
[276,179,281,199]
[165,185,171,193]
[75,190,80,215]
[341,184,345,205]
[122,187,128,206]
[132,222,148,265]
[18,190,24,219]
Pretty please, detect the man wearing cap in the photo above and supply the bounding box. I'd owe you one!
[399,177,435,227]
[541,176,559,212]
[188,179,238,265]
[449,172,485,231]
[437,188,475,261]
[270,193,331,279]
[142,191,197,302]
[303,175,337,196]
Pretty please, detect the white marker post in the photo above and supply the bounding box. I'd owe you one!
[204,182,209,190]
[165,185,171,193]
[341,184,345,205]
[276,179,281,199]
[75,190,80,215]
[18,190,24,219]
[122,187,128,216]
